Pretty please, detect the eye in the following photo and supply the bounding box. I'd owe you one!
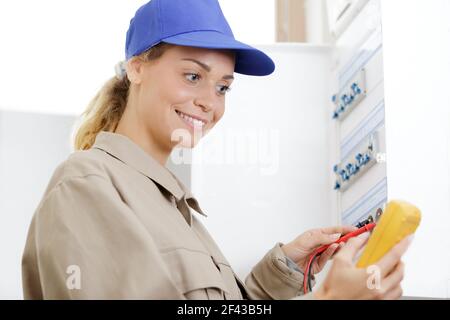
[216,84,232,96]
[185,73,201,83]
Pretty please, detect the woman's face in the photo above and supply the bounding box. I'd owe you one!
[128,45,235,151]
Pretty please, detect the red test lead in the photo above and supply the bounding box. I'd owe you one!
[303,222,376,294]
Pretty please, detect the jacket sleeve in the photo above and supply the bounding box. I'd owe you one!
[22,174,184,299]
[244,242,316,300]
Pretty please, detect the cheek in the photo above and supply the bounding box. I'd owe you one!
[142,83,191,121]
[137,90,157,120]
[213,104,226,125]
[160,74,194,104]
[143,72,194,110]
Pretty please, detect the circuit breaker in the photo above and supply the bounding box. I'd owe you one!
[328,0,387,227]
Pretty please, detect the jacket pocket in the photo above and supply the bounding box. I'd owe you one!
[160,248,230,300]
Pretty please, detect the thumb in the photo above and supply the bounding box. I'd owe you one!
[335,232,370,263]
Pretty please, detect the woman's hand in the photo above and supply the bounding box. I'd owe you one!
[314,233,412,300]
[281,225,358,275]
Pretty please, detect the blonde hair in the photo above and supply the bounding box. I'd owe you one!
[73,43,172,150]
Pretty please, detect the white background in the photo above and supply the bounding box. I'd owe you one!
[382,0,450,298]
[0,0,275,116]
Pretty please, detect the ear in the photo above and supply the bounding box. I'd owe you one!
[126,57,145,85]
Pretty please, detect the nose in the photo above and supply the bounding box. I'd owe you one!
[193,86,216,113]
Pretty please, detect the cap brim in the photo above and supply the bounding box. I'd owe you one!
[162,31,275,76]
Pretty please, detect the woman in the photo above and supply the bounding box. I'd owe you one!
[22,0,410,300]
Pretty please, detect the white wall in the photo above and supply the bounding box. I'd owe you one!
[381,0,450,298]
[190,44,334,281]
[305,0,331,44]
[0,0,142,115]
[0,0,275,116]
[0,111,75,299]
[218,0,275,45]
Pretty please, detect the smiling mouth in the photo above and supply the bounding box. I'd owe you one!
[175,110,207,129]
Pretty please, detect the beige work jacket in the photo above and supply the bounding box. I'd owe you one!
[22,131,314,300]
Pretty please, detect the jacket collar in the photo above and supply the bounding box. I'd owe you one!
[92,131,206,217]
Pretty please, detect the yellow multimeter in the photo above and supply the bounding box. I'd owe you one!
[356,200,421,268]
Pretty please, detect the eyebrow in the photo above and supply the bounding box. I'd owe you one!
[181,58,234,80]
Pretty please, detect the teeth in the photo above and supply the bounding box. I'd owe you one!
[176,111,206,127]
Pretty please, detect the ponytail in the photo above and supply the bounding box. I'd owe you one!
[73,42,172,150]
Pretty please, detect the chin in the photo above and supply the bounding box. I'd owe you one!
[170,128,203,149]
[178,135,201,149]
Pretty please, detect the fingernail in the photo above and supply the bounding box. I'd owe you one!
[330,233,341,240]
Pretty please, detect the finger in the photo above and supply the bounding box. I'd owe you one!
[331,242,346,258]
[303,229,342,249]
[331,242,345,257]
[377,237,412,277]
[335,232,370,263]
[321,225,358,236]
[383,286,403,300]
[382,261,405,292]
[316,243,339,271]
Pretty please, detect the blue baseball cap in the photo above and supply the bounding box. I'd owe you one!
[124,0,275,76]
